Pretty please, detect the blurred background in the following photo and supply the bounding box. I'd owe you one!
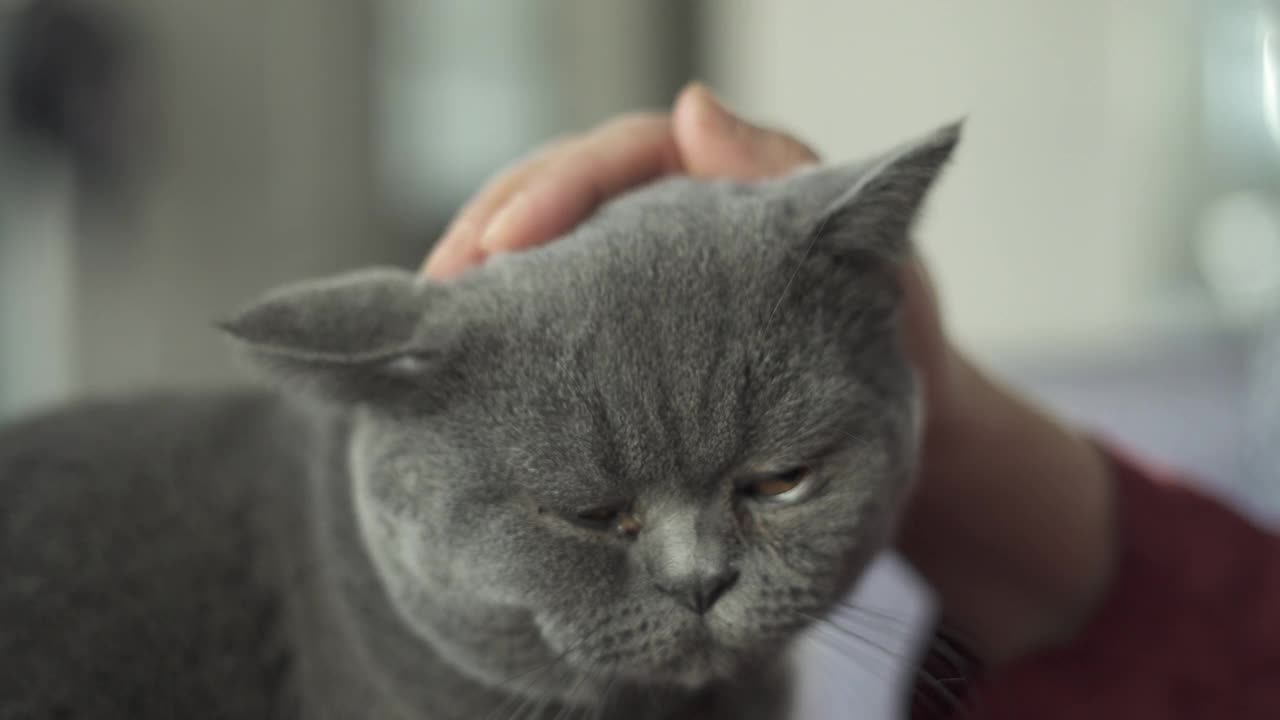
[0,0,1276,716]
[10,0,1276,500]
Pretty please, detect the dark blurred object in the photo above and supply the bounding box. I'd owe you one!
[908,627,982,719]
[3,0,146,194]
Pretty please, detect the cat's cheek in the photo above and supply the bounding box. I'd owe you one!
[743,516,867,608]
[733,503,758,534]
[487,528,632,605]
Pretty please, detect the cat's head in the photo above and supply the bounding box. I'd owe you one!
[224,124,959,693]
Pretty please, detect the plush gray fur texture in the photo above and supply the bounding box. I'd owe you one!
[0,123,959,720]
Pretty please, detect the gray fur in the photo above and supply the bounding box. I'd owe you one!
[0,124,959,719]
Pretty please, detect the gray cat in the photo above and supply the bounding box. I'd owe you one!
[0,123,959,720]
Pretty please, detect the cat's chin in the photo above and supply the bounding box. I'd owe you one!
[630,641,741,690]
[665,654,723,690]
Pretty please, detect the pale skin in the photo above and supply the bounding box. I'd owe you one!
[423,84,1117,668]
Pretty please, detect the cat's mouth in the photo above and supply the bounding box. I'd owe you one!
[665,652,718,688]
[596,626,738,689]
[545,602,794,691]
[679,642,749,688]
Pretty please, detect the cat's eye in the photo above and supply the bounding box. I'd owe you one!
[572,505,641,536]
[739,466,812,503]
[576,507,620,524]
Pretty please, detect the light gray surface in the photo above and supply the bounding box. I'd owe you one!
[794,329,1268,719]
[791,554,931,719]
[997,331,1268,520]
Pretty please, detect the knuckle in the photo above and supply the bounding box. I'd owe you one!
[596,111,667,138]
[530,133,577,162]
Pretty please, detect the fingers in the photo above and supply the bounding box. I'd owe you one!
[423,113,681,279]
[422,139,571,279]
[480,115,681,256]
[670,86,954,421]
[671,83,820,180]
[423,84,820,280]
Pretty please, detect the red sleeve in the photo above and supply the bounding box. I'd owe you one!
[966,448,1280,719]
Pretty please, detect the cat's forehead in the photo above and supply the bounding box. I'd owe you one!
[462,186,864,478]
[499,189,777,352]
[497,179,786,303]
[592,175,794,242]
[475,175,842,390]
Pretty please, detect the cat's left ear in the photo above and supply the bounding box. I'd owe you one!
[788,121,962,261]
[220,268,462,407]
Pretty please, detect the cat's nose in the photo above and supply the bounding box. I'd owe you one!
[655,568,740,615]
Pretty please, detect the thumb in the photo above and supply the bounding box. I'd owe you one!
[672,83,819,179]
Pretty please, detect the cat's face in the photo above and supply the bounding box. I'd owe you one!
[226,124,958,691]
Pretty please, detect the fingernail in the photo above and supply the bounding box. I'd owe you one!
[688,82,740,133]
[422,250,456,279]
[440,219,472,250]
[422,223,466,275]
[481,193,527,252]
[423,244,461,279]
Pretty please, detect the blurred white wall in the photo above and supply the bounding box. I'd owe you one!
[377,0,694,231]
[2,0,698,414]
[70,0,387,395]
[703,0,1203,359]
[0,158,76,418]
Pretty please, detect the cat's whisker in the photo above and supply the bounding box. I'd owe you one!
[486,668,550,720]
[488,682,537,720]
[836,600,985,691]
[752,518,787,560]
[834,600,914,623]
[929,623,985,667]
[519,685,559,720]
[838,429,870,447]
[829,617,921,650]
[644,676,664,718]
[914,630,983,719]
[591,667,618,720]
[501,636,586,691]
[912,632,978,693]
[804,619,896,681]
[834,600,939,632]
[807,613,909,661]
[485,637,589,720]
[828,606,921,645]
[818,636,877,720]
[800,610,969,718]
[503,677,559,720]
[808,621,924,716]
[830,614,913,641]
[831,620,967,717]
[508,695,535,720]
[764,208,835,326]
[549,667,593,720]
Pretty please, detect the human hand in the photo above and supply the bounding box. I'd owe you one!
[423,85,953,437]
[422,84,1115,667]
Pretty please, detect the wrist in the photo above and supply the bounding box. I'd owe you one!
[897,356,1118,666]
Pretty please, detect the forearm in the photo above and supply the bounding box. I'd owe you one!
[897,356,1118,666]
[955,443,1280,719]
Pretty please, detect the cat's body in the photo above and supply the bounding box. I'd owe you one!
[0,125,959,719]
[1,393,788,720]
[0,392,304,718]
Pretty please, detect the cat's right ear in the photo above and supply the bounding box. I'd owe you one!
[220,268,460,407]
[781,121,962,263]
